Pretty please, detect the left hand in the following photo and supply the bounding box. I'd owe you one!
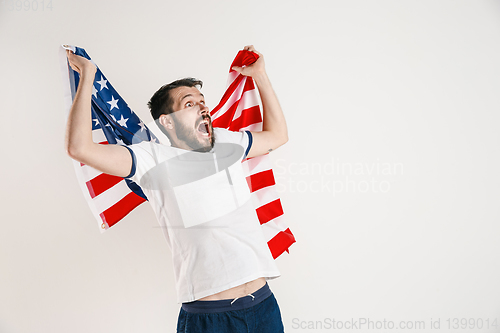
[66,50,96,76]
[231,45,266,78]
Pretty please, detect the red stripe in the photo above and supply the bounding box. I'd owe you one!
[246,169,275,193]
[211,75,245,117]
[268,228,296,259]
[244,153,268,162]
[99,192,147,228]
[230,50,259,72]
[242,74,256,94]
[212,50,296,257]
[256,199,283,225]
[212,100,239,128]
[211,53,258,117]
[85,173,123,198]
[228,105,262,131]
[211,76,256,128]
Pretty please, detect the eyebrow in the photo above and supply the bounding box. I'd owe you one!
[180,93,204,102]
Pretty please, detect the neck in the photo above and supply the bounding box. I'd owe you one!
[169,138,191,151]
[170,138,213,153]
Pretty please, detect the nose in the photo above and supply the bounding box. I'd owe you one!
[198,103,209,115]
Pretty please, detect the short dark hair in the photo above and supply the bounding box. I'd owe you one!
[148,77,203,121]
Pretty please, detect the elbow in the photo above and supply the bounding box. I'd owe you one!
[66,144,80,161]
[273,134,288,151]
[65,140,86,162]
[280,131,289,146]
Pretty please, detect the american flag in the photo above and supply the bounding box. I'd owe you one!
[61,45,157,230]
[61,45,295,259]
[210,50,296,259]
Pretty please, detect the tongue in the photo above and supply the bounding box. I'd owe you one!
[198,123,207,133]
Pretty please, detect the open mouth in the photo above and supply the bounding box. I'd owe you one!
[197,120,211,137]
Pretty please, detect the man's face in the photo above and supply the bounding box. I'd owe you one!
[168,86,214,152]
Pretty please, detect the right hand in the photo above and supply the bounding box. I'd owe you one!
[231,45,266,80]
[66,49,96,75]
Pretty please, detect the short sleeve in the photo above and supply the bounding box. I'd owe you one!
[122,146,137,179]
[123,141,162,183]
[213,128,253,160]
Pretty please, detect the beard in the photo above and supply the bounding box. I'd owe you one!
[173,114,215,152]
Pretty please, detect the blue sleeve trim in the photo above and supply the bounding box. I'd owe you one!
[123,145,137,179]
[244,131,253,159]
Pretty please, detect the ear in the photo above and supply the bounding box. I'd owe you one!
[158,114,174,130]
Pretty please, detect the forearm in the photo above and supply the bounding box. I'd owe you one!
[65,69,96,158]
[253,72,288,143]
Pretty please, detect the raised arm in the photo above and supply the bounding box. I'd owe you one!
[231,45,288,158]
[65,50,133,178]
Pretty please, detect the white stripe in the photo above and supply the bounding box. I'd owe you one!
[232,89,260,121]
[252,185,280,208]
[262,215,289,242]
[62,48,107,232]
[211,77,247,120]
[71,159,108,232]
[61,44,76,52]
[80,164,103,182]
[92,129,107,143]
[226,71,239,87]
[242,155,272,176]
[92,180,130,213]
[239,123,262,132]
[60,45,75,120]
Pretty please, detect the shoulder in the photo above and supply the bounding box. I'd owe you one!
[124,141,178,179]
[213,128,253,159]
[214,128,252,145]
[127,140,174,156]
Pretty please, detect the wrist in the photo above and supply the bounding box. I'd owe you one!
[80,67,96,81]
[252,71,269,85]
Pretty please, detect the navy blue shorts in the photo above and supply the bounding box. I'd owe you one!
[177,283,284,332]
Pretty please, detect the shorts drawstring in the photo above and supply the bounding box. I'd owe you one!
[182,282,270,313]
[231,293,255,305]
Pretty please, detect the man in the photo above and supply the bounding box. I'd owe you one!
[65,45,288,332]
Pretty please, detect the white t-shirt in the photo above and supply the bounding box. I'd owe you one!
[124,128,280,303]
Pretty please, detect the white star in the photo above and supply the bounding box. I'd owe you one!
[96,76,108,91]
[93,118,99,127]
[117,114,129,128]
[110,114,117,122]
[107,96,119,110]
[116,138,125,146]
[138,120,146,132]
[92,85,98,98]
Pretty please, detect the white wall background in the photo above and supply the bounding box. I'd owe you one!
[1,0,500,332]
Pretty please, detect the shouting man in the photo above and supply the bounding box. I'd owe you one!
[65,45,288,332]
